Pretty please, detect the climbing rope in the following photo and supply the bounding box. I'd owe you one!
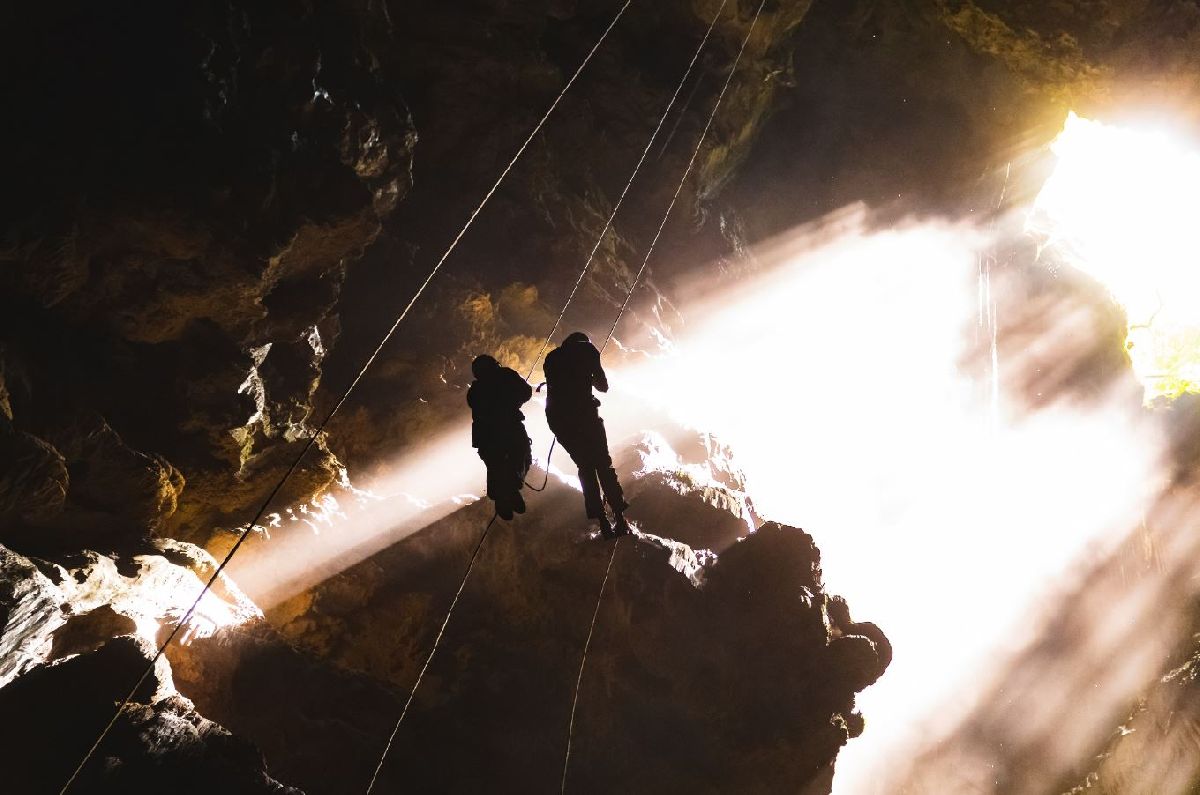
[365,510,500,794]
[521,0,733,496]
[602,0,766,354]
[560,536,621,793]
[559,1,769,788]
[363,3,726,786]
[524,436,557,492]
[58,4,633,792]
[62,0,768,785]
[524,0,731,381]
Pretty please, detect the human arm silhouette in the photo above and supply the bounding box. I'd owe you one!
[589,342,609,393]
[505,367,534,404]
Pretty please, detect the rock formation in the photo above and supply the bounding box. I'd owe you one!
[6,0,1200,792]
[0,429,888,793]
[0,635,298,794]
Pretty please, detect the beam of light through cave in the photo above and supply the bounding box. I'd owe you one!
[219,201,1166,794]
[225,424,489,608]
[872,111,1200,794]
[613,203,1168,794]
[223,396,622,610]
[203,111,1200,794]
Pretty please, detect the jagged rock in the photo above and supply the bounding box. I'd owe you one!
[0,428,69,523]
[256,336,325,444]
[50,604,139,660]
[826,593,893,690]
[0,546,66,686]
[0,635,299,794]
[0,0,418,542]
[167,619,406,795]
[0,540,260,690]
[164,433,888,794]
[0,540,284,790]
[937,1,1108,103]
[618,429,757,552]
[49,415,185,531]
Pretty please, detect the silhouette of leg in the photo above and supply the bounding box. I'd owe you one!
[579,465,604,519]
[518,431,532,482]
[596,458,626,514]
[597,512,615,538]
[481,451,514,519]
[581,416,627,513]
[548,410,596,521]
[482,452,502,501]
[503,447,525,508]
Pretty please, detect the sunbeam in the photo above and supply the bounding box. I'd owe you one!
[616,202,1168,793]
[200,111,1196,795]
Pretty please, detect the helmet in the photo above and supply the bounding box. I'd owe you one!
[564,331,590,345]
[471,354,500,379]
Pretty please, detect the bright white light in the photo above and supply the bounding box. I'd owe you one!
[209,193,1175,790]
[1030,112,1200,401]
[225,425,485,605]
[614,206,1166,794]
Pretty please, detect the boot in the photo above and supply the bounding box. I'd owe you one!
[513,492,526,515]
[496,496,514,521]
[597,514,615,539]
[612,513,631,537]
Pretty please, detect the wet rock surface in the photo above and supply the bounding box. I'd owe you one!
[618,429,759,551]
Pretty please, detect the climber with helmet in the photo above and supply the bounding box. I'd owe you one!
[543,331,630,537]
[466,354,533,520]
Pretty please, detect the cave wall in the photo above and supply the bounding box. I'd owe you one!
[164,432,889,794]
[5,0,1200,792]
[0,0,815,558]
[0,0,416,548]
[7,0,1194,556]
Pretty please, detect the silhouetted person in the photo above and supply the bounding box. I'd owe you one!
[467,355,533,520]
[543,331,629,536]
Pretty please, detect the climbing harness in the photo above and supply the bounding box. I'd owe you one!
[364,510,499,794]
[559,1,769,789]
[57,3,632,792]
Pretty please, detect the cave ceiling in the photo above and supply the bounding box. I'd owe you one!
[3,0,1198,543]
